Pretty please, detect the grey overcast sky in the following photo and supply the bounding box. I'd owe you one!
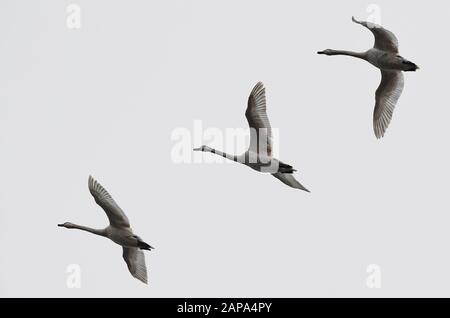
[1,0,449,297]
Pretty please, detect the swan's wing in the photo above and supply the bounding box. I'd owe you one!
[352,16,399,53]
[88,176,130,228]
[373,70,404,139]
[245,82,272,157]
[123,247,148,284]
[272,173,310,192]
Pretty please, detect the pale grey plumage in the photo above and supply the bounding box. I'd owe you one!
[194,82,309,192]
[351,16,399,53]
[374,70,404,138]
[123,247,148,284]
[246,82,272,156]
[318,16,418,139]
[58,176,153,284]
[88,176,130,228]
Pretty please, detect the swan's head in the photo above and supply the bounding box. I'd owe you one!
[317,49,335,55]
[58,222,75,228]
[193,145,213,152]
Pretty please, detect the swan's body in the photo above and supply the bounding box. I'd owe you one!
[58,176,153,284]
[318,17,418,138]
[194,82,309,192]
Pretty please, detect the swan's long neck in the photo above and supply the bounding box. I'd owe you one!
[323,49,366,59]
[207,148,238,162]
[69,224,107,237]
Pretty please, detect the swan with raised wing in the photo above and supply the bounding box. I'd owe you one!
[318,17,418,138]
[58,176,154,284]
[194,82,309,192]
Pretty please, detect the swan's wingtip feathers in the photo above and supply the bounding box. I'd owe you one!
[136,276,148,284]
[88,175,95,190]
[88,175,103,190]
[249,82,266,104]
[88,175,111,200]
[135,269,148,284]
[374,120,387,139]
[88,175,96,188]
[251,81,265,95]
[375,129,385,139]
[296,184,311,192]
[131,272,148,284]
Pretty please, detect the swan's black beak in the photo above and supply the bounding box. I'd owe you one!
[317,51,325,55]
[57,223,64,227]
[193,147,201,151]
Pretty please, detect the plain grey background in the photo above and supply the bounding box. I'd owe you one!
[0,0,449,297]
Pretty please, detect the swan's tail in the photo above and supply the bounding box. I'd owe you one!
[403,60,419,72]
[278,161,296,174]
[138,241,155,251]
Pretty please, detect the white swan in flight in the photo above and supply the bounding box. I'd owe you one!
[194,82,309,192]
[318,17,419,139]
[58,176,154,284]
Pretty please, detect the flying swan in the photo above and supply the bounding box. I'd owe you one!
[194,82,309,192]
[58,176,154,284]
[318,17,418,138]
